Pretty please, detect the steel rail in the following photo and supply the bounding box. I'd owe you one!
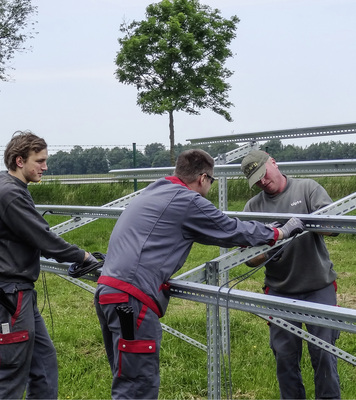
[36,204,356,234]
[109,159,356,179]
[187,122,356,145]
[168,280,356,334]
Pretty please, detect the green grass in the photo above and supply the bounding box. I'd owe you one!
[32,178,356,399]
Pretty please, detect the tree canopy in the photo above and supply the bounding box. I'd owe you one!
[115,0,239,165]
[0,0,37,81]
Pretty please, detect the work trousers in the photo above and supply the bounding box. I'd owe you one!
[0,289,58,399]
[95,284,162,400]
[267,283,340,399]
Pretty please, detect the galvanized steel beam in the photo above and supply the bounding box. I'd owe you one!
[109,159,356,180]
[187,122,356,145]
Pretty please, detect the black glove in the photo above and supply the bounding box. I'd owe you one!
[279,217,305,238]
[84,253,98,265]
[68,252,106,278]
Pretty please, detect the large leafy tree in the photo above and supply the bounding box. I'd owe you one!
[115,0,239,164]
[0,0,37,81]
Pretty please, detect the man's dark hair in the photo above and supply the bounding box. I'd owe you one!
[4,131,47,171]
[174,149,214,183]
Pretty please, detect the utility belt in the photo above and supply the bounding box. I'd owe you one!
[97,275,171,318]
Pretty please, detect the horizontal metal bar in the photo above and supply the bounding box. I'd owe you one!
[40,259,100,281]
[109,159,356,179]
[37,205,125,219]
[36,204,356,234]
[169,280,356,334]
[225,212,356,234]
[40,177,120,184]
[187,122,356,145]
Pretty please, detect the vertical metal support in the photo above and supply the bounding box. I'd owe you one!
[133,142,138,192]
[217,154,229,354]
[206,261,221,400]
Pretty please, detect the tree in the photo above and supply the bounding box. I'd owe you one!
[144,142,166,165]
[0,0,38,81]
[115,0,239,165]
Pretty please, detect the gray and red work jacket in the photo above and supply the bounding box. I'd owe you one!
[98,176,278,316]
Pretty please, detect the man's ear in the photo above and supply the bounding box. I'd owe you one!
[198,173,206,187]
[270,158,278,169]
[16,156,24,168]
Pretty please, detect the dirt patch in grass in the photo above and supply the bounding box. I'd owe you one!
[337,293,356,308]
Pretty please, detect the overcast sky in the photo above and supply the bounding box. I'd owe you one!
[1,0,356,151]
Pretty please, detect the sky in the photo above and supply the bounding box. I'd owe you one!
[1,0,356,152]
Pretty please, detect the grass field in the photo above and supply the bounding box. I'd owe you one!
[31,178,356,399]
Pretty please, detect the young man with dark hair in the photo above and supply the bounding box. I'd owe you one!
[241,149,340,399]
[0,131,96,399]
[95,148,304,399]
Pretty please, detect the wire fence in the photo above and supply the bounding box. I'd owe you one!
[0,144,143,173]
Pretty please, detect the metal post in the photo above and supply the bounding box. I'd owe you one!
[217,153,229,355]
[206,261,221,400]
[133,143,137,192]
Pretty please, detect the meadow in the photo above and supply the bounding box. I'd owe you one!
[30,177,356,399]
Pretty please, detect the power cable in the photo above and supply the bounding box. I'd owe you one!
[40,271,55,340]
[216,235,298,399]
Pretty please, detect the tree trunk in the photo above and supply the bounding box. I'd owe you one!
[169,110,175,166]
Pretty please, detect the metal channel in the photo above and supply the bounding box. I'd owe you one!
[187,122,356,145]
[169,280,356,334]
[109,159,356,180]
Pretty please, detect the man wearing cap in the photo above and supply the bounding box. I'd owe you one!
[241,150,340,400]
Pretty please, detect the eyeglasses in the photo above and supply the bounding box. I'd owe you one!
[200,173,216,185]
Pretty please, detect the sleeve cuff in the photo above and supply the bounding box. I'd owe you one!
[268,227,279,246]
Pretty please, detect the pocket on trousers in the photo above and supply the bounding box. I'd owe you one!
[0,330,29,367]
[118,338,156,378]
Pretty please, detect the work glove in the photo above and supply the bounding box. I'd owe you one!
[279,217,305,238]
[266,221,283,229]
[68,252,106,278]
[84,252,98,265]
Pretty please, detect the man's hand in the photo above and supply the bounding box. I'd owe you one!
[279,217,305,239]
[83,252,98,265]
[68,252,106,278]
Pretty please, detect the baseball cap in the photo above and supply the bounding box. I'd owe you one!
[241,150,270,188]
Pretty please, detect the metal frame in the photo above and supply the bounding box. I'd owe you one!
[39,192,356,399]
[38,128,356,398]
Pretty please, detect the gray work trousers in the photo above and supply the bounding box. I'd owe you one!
[0,289,58,399]
[95,284,162,400]
[267,283,340,399]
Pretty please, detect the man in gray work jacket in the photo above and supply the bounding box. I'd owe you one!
[0,131,97,399]
[94,148,304,400]
[241,150,340,399]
